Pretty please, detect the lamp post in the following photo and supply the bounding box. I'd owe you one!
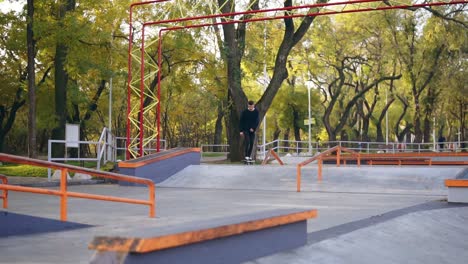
[306,81,312,154]
[385,88,388,145]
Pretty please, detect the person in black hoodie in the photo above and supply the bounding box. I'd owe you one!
[239,100,260,161]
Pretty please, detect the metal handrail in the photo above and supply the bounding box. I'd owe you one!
[257,140,468,155]
[0,153,155,221]
[0,174,7,208]
[296,146,361,192]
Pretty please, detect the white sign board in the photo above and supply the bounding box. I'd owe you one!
[304,118,316,126]
[65,124,80,148]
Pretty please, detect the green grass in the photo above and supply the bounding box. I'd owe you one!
[0,161,115,178]
[64,161,98,168]
[201,152,227,157]
[0,164,48,177]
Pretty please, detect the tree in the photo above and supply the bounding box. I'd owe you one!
[51,0,76,157]
[27,0,37,158]
[0,11,27,153]
[218,0,329,161]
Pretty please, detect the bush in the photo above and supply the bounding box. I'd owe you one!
[0,164,48,177]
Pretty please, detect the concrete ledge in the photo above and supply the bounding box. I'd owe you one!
[89,208,317,264]
[118,148,200,185]
[445,179,468,203]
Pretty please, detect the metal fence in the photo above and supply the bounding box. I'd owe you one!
[201,140,468,160]
[258,140,468,156]
[115,137,167,160]
[47,128,116,180]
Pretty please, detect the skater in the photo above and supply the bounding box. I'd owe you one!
[239,100,260,162]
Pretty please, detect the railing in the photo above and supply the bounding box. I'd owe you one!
[296,146,361,192]
[0,174,7,208]
[0,153,155,221]
[48,127,117,180]
[261,149,284,165]
[257,140,468,157]
[115,137,167,160]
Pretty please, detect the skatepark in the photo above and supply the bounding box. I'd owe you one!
[1,151,468,264]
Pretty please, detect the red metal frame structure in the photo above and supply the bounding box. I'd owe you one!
[127,0,467,159]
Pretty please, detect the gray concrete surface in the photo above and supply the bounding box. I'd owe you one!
[159,165,463,195]
[1,164,467,264]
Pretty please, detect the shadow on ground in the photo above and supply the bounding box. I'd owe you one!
[0,211,92,238]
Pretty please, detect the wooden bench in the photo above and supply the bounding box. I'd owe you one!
[89,208,317,264]
[445,179,468,203]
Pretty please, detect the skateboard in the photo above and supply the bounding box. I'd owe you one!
[243,159,255,165]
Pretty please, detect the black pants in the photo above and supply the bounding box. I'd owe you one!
[243,131,255,158]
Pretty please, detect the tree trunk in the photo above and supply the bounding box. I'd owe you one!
[273,127,281,149]
[283,128,290,150]
[412,93,423,143]
[27,0,37,158]
[51,0,75,158]
[292,106,301,152]
[226,95,242,161]
[0,132,4,153]
[218,0,327,161]
[213,101,224,152]
[0,89,26,153]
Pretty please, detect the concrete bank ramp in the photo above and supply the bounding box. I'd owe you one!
[159,165,465,195]
[246,203,468,264]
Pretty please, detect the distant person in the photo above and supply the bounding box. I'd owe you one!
[239,100,259,161]
[438,135,446,151]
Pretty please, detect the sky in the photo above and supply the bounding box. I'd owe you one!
[0,0,24,13]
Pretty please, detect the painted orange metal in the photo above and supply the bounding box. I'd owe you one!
[318,158,323,182]
[296,165,301,192]
[261,149,284,166]
[0,174,7,208]
[270,149,284,165]
[119,148,200,168]
[0,153,156,221]
[445,179,468,187]
[90,209,318,253]
[336,148,341,167]
[296,146,359,191]
[60,169,68,221]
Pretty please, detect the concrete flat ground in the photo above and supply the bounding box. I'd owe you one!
[1,164,467,264]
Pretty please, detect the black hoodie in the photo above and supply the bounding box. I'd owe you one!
[239,108,260,133]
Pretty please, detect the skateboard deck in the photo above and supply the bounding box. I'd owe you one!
[243,159,255,165]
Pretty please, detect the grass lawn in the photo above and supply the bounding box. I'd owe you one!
[0,164,48,177]
[0,161,115,178]
[201,152,227,157]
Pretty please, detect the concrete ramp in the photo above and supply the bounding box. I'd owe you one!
[247,202,468,264]
[159,165,465,195]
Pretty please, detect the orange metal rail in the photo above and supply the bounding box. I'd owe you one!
[296,146,361,192]
[324,152,468,166]
[0,174,7,209]
[445,179,468,187]
[261,149,284,166]
[0,153,155,221]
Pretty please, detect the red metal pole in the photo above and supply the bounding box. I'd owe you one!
[157,31,163,152]
[127,0,170,159]
[139,25,146,157]
[125,5,133,160]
